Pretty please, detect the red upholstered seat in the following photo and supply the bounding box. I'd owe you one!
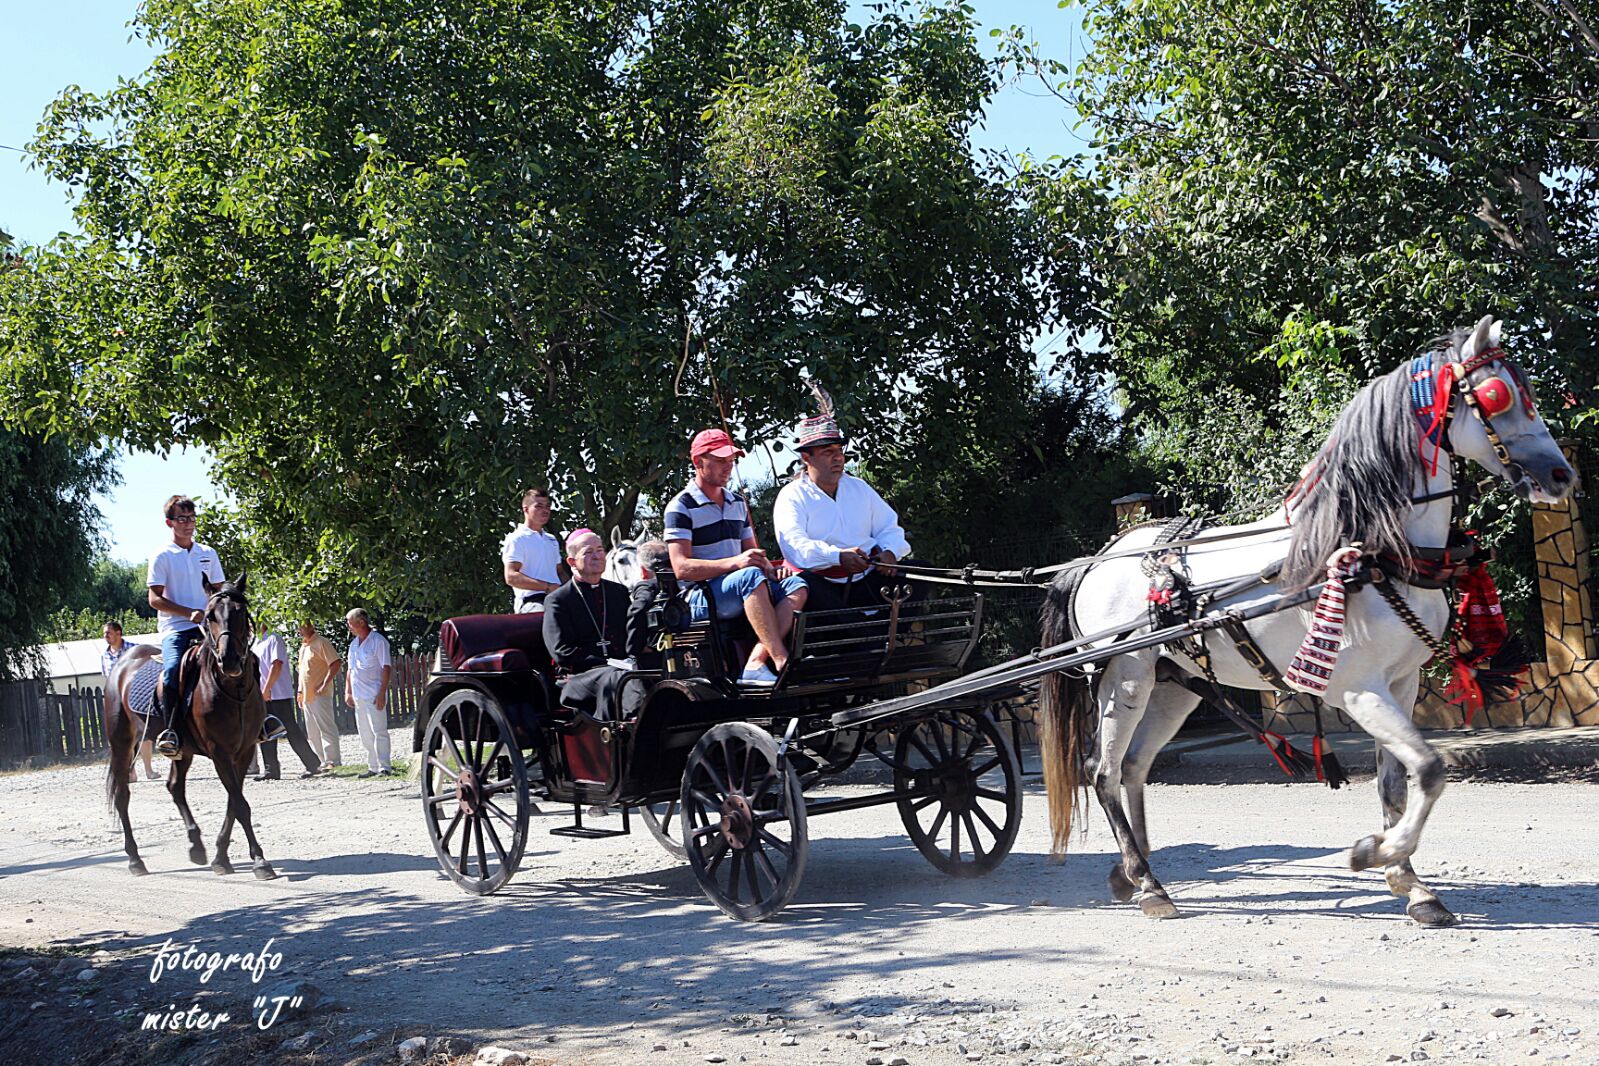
[439,614,550,672]
[461,650,530,673]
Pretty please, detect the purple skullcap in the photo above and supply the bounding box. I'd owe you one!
[565,528,599,553]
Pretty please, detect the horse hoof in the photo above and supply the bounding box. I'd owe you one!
[1408,899,1458,928]
[1107,865,1138,903]
[128,860,148,877]
[253,863,278,881]
[1348,834,1384,872]
[1139,895,1181,920]
[188,845,208,866]
[211,861,234,876]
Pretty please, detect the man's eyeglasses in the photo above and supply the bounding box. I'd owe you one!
[171,515,197,523]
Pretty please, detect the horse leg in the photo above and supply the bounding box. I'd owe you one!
[167,755,208,866]
[1339,677,1447,879]
[211,754,241,875]
[1376,743,1457,927]
[1091,652,1180,918]
[1108,680,1202,902]
[223,751,277,880]
[106,714,145,876]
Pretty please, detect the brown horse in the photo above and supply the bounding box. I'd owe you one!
[104,574,278,879]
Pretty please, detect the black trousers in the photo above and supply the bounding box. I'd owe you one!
[800,564,926,613]
[258,697,320,775]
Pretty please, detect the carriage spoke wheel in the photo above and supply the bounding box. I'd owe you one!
[894,707,1021,877]
[681,723,808,921]
[422,689,529,895]
[639,798,687,859]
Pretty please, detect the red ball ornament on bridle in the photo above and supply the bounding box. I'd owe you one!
[1473,376,1516,417]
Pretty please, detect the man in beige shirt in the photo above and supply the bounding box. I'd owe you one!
[297,623,343,770]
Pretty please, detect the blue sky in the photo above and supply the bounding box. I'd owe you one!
[1,0,1088,564]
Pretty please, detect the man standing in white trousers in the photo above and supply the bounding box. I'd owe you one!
[343,608,393,777]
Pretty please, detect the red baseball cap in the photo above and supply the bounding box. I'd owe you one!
[689,428,745,460]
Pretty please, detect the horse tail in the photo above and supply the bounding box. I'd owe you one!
[1038,568,1096,859]
[103,666,125,821]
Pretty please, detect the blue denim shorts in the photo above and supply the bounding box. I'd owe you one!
[687,567,807,622]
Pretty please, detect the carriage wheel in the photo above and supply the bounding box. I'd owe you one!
[894,706,1021,877]
[639,799,687,859]
[421,689,529,895]
[681,723,808,921]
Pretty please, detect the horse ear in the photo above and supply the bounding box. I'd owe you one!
[235,570,248,594]
[610,526,622,549]
[1463,315,1494,361]
[1489,319,1503,349]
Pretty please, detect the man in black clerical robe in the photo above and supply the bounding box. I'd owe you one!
[543,529,638,720]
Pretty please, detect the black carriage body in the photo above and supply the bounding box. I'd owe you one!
[417,590,1024,915]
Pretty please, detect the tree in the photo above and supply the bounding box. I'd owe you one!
[1016,0,1596,422]
[0,428,117,677]
[1007,0,1599,630]
[40,555,159,642]
[0,0,1091,624]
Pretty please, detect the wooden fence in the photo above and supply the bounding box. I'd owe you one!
[0,653,432,770]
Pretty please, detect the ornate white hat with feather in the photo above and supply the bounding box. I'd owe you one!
[795,381,845,451]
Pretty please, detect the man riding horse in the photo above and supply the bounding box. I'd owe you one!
[145,495,283,755]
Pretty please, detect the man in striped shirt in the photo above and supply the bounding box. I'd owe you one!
[664,429,807,687]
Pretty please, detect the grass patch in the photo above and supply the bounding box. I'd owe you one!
[322,756,411,779]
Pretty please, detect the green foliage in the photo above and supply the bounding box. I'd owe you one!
[1048,0,1598,421]
[38,555,158,643]
[1139,314,1362,519]
[0,426,117,677]
[0,0,1092,627]
[1008,0,1599,633]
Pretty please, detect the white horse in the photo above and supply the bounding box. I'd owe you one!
[1038,317,1577,926]
[602,527,647,588]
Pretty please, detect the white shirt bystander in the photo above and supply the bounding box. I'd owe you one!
[347,629,392,702]
[501,525,562,610]
[251,632,295,701]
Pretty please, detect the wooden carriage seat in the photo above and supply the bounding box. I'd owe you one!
[439,614,551,674]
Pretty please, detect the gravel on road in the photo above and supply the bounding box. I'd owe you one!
[2,727,1596,1066]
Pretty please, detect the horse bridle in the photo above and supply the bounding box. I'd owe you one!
[1411,344,1536,477]
[202,589,253,670]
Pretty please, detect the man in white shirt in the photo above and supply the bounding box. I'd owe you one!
[145,495,227,757]
[251,629,322,780]
[502,487,563,613]
[774,409,912,613]
[343,608,394,777]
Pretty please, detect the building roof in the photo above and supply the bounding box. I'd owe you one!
[39,633,160,681]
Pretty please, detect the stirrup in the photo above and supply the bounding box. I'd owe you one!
[259,715,288,743]
[155,730,181,758]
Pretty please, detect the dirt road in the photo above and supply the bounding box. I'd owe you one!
[2,729,1596,1065]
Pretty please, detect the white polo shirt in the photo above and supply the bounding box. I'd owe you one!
[146,540,226,635]
[347,629,392,702]
[252,632,295,701]
[500,525,562,609]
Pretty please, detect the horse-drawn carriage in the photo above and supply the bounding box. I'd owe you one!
[412,576,1024,920]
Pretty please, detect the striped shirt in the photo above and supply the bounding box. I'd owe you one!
[663,481,753,561]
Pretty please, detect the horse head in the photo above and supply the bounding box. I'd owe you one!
[604,527,644,588]
[204,571,254,681]
[1443,316,1577,505]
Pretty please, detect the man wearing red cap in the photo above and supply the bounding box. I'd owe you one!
[664,429,808,686]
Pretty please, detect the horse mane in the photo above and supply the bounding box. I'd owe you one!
[1281,330,1467,590]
